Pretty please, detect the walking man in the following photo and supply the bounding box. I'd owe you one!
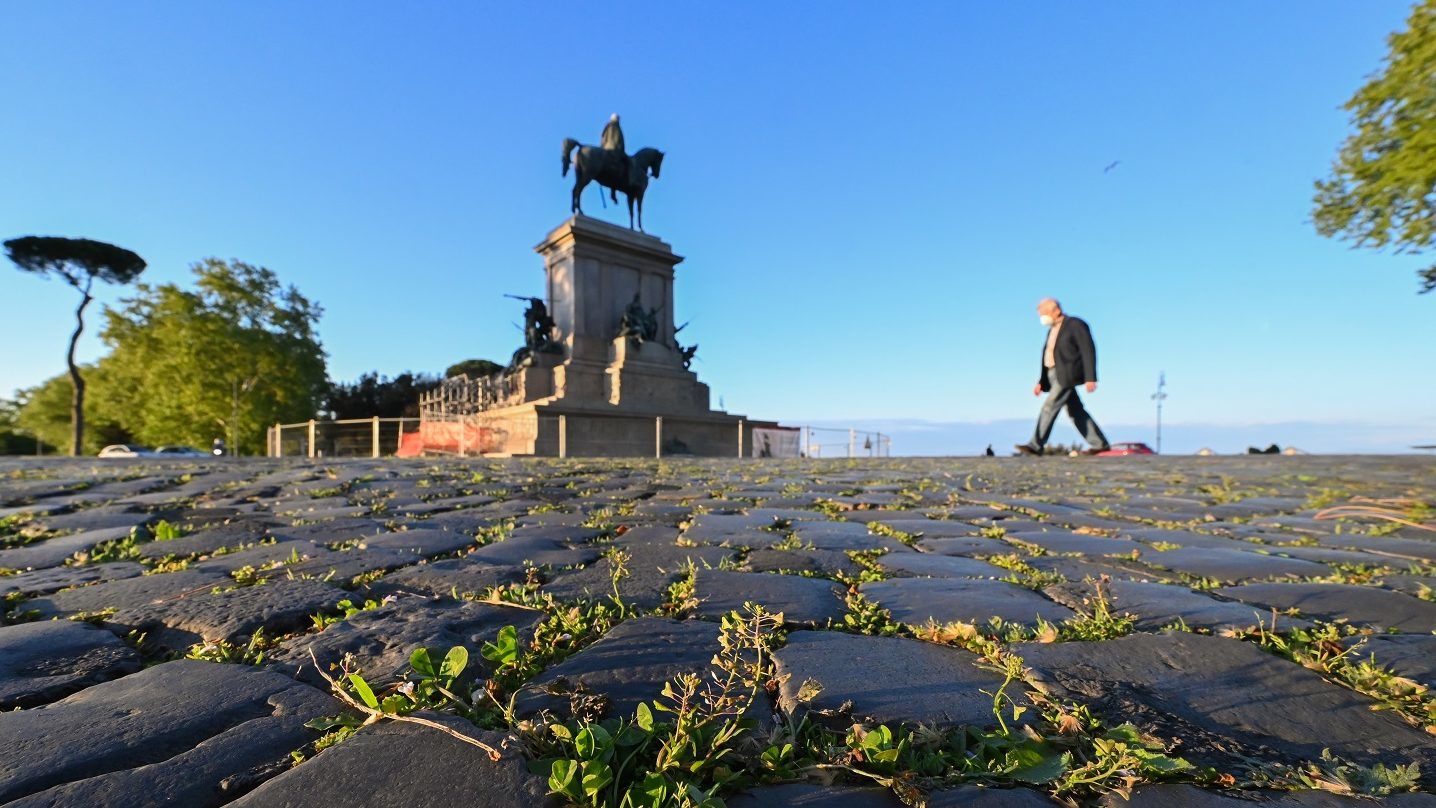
[1016,298,1111,456]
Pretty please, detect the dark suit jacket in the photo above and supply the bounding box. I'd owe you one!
[1038,316,1097,391]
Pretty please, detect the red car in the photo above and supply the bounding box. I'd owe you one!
[1096,442,1155,456]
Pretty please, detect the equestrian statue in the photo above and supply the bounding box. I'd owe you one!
[561,114,665,232]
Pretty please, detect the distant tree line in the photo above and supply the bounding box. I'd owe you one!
[322,360,507,419]
[325,372,438,419]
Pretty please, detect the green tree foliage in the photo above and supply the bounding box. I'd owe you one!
[0,394,52,455]
[14,369,131,455]
[99,259,327,454]
[1313,0,1436,294]
[4,236,146,454]
[445,358,504,379]
[324,371,438,419]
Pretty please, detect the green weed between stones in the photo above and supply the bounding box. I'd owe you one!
[867,521,919,548]
[660,559,699,617]
[0,515,57,549]
[1235,619,1436,733]
[186,627,279,665]
[528,605,783,808]
[75,529,145,564]
[983,554,1066,590]
[66,519,183,567]
[1250,749,1422,796]
[309,596,389,631]
[2,591,39,624]
[226,545,309,586]
[838,550,888,584]
[779,615,1188,803]
[841,590,901,637]
[307,560,644,751]
[825,581,1184,801]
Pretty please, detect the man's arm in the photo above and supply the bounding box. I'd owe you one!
[1074,319,1097,384]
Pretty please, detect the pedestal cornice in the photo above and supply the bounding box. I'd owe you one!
[534,215,684,267]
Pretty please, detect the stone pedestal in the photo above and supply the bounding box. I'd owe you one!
[526,215,714,416]
[523,215,720,417]
[537,215,681,362]
[425,215,778,457]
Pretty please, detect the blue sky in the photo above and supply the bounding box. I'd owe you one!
[3,2,1432,453]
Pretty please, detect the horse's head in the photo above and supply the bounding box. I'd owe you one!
[635,148,665,179]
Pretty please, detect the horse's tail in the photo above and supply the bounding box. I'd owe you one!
[562,137,579,177]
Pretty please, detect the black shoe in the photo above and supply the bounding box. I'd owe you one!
[1014,444,1040,456]
[1083,446,1110,456]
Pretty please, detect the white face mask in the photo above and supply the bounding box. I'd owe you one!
[1039,314,1055,327]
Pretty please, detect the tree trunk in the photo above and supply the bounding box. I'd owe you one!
[68,282,94,457]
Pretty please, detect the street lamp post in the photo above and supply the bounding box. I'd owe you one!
[1151,372,1168,454]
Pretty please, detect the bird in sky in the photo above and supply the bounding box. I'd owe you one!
[1103,160,1121,173]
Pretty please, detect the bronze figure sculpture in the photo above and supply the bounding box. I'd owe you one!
[617,292,660,345]
[562,115,664,231]
[504,294,561,370]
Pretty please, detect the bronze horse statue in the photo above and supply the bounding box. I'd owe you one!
[561,139,664,231]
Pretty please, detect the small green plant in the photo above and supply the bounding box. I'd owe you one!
[842,590,901,637]
[985,553,1065,590]
[767,532,809,552]
[148,556,192,573]
[1197,477,1244,504]
[310,597,389,631]
[309,643,502,760]
[1058,578,1135,642]
[660,560,698,616]
[868,521,919,547]
[67,607,118,624]
[1240,619,1436,731]
[1258,749,1423,796]
[230,562,283,587]
[348,568,388,588]
[534,605,782,807]
[187,628,277,665]
[2,591,40,625]
[839,550,889,584]
[74,527,145,564]
[1304,488,1353,511]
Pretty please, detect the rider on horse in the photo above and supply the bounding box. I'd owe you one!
[601,114,628,203]
[561,116,663,230]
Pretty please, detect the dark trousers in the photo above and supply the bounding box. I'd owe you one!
[1031,374,1109,450]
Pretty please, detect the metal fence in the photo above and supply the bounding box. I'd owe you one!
[800,426,892,458]
[267,418,419,459]
[266,415,887,459]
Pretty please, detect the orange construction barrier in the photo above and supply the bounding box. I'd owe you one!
[395,420,502,457]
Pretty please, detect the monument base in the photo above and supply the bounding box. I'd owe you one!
[464,401,771,458]
[417,215,785,457]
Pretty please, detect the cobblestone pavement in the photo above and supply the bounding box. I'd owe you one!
[2,456,1435,807]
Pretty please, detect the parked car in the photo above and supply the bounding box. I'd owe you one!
[1096,442,1156,456]
[98,444,156,458]
[155,445,207,457]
